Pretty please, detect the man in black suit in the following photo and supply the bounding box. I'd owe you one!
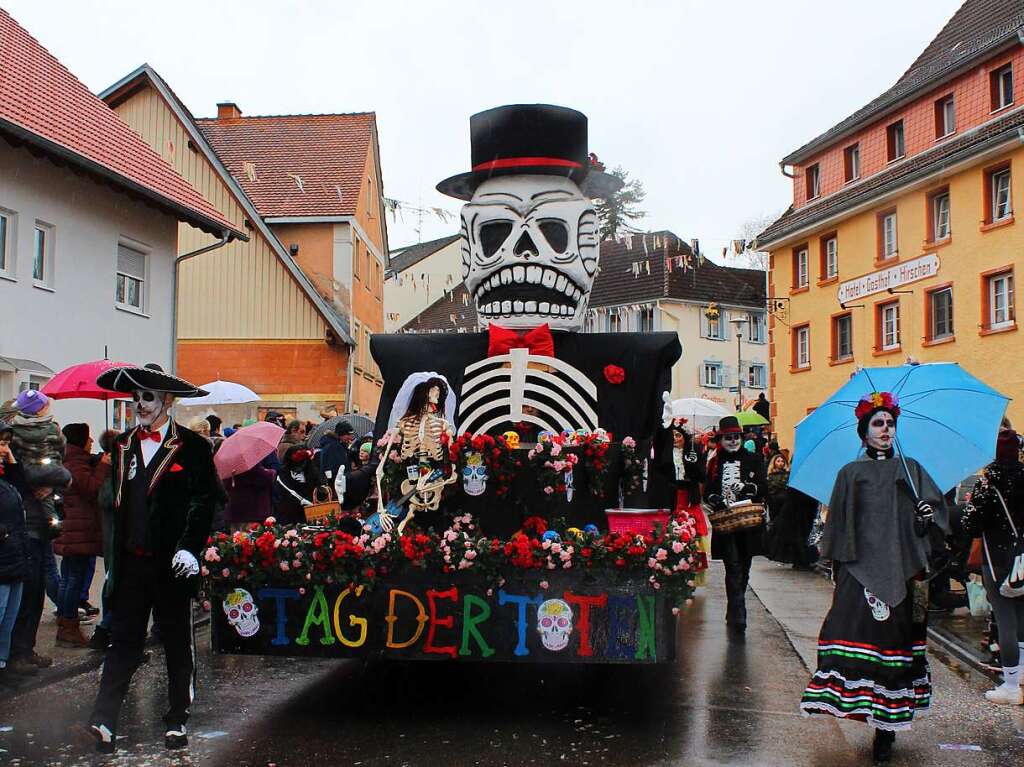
[81,365,218,753]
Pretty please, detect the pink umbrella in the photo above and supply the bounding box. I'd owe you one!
[42,359,133,400]
[214,421,285,480]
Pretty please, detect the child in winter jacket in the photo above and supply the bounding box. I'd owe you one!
[0,391,71,534]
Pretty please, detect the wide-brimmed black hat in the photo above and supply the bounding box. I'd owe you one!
[436,104,624,201]
[96,363,208,398]
[717,416,742,436]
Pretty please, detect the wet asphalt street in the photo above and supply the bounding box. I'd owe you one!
[2,563,1024,767]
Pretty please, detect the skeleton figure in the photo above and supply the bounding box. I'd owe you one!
[537,598,574,651]
[864,589,891,622]
[462,451,488,496]
[461,176,599,331]
[223,589,260,637]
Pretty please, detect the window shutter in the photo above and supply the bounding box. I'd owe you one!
[117,244,145,278]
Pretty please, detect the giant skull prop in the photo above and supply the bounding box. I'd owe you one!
[223,588,260,637]
[537,598,574,651]
[461,176,599,331]
[462,451,488,496]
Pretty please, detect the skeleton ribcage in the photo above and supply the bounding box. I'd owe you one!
[458,348,599,436]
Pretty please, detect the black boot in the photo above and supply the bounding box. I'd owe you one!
[872,729,895,763]
[723,558,748,631]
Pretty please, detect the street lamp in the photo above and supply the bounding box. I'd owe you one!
[729,316,749,413]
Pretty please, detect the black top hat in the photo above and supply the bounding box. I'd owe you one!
[96,363,208,398]
[717,416,742,436]
[436,104,624,201]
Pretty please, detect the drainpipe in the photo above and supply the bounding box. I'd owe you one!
[170,232,234,373]
[779,162,795,179]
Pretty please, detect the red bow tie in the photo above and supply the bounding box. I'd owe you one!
[487,323,555,358]
[139,429,162,443]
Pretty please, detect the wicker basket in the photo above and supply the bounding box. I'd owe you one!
[703,501,765,535]
[605,508,671,535]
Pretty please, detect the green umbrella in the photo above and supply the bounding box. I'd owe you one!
[735,410,768,427]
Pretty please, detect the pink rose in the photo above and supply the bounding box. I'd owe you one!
[622,436,636,449]
[292,559,301,568]
[539,580,549,590]
[279,562,290,571]
[655,548,668,561]
[543,486,555,495]
[550,443,562,456]
[672,541,684,554]
[465,550,477,560]
[221,568,230,578]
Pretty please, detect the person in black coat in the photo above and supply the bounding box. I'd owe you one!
[705,415,766,634]
[276,445,328,524]
[0,433,30,685]
[83,364,219,754]
[318,420,354,488]
[961,429,1024,705]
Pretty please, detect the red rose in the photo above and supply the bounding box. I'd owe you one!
[603,365,625,385]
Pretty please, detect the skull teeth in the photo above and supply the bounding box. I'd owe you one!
[473,265,583,314]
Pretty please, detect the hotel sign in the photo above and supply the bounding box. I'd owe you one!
[837,254,940,304]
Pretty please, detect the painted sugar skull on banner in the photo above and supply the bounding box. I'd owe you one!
[462,451,488,496]
[437,104,623,332]
[223,588,260,637]
[537,598,574,651]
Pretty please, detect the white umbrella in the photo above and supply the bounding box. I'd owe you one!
[188,380,261,407]
[670,397,731,432]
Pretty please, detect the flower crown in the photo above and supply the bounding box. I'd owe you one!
[854,391,901,421]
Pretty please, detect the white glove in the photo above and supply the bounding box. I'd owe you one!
[661,391,673,428]
[171,549,200,578]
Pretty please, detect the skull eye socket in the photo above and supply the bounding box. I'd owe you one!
[540,617,553,628]
[242,603,253,612]
[228,608,240,620]
[479,221,513,258]
[557,617,569,628]
[539,220,569,253]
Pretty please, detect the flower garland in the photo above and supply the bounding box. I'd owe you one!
[619,435,644,495]
[577,432,613,498]
[527,435,578,497]
[204,509,705,609]
[448,432,516,497]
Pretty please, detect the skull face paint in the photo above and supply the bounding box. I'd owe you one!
[223,588,260,637]
[721,432,742,454]
[132,390,172,428]
[866,411,895,452]
[536,598,574,651]
[461,452,488,496]
[461,176,599,331]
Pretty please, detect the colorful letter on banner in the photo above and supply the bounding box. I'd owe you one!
[563,591,608,657]
[257,588,299,646]
[424,587,459,657]
[498,591,541,656]
[295,585,336,647]
[333,585,368,648]
[385,589,428,649]
[606,595,636,659]
[634,594,656,660]
[459,594,496,658]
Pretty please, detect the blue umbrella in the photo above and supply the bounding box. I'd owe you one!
[789,363,1009,505]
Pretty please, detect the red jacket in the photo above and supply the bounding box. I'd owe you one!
[53,444,110,557]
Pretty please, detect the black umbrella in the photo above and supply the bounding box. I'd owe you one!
[306,413,375,449]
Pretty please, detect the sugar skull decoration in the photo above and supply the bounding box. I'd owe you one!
[864,588,891,622]
[223,588,260,637]
[437,105,623,332]
[537,598,574,651]
[503,430,521,450]
[462,451,489,496]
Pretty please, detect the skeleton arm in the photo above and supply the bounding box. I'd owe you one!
[374,430,398,521]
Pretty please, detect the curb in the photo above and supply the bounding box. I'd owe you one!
[927,623,999,681]
[0,615,210,700]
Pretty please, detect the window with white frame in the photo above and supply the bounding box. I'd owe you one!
[702,362,723,388]
[932,192,951,240]
[880,302,900,350]
[825,237,838,280]
[353,319,362,369]
[989,272,1015,329]
[637,304,655,332]
[797,248,809,288]
[748,312,766,343]
[0,209,10,275]
[806,164,820,199]
[991,168,1012,222]
[32,222,54,286]
[833,314,853,360]
[703,310,724,340]
[929,287,954,340]
[115,242,147,311]
[881,212,898,259]
[993,64,1014,111]
[795,326,810,368]
[937,95,955,137]
[747,364,766,389]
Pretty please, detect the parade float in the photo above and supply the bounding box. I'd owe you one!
[208,105,704,663]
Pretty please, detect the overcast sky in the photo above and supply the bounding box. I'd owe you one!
[5,0,964,261]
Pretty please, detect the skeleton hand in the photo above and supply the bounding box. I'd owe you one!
[379,513,394,533]
[171,549,200,578]
[914,501,933,537]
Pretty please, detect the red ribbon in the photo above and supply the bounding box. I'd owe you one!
[472,157,583,173]
[487,323,555,358]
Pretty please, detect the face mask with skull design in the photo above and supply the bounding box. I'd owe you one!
[461,176,599,331]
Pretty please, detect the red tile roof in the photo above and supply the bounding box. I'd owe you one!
[196,113,376,217]
[0,10,239,237]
